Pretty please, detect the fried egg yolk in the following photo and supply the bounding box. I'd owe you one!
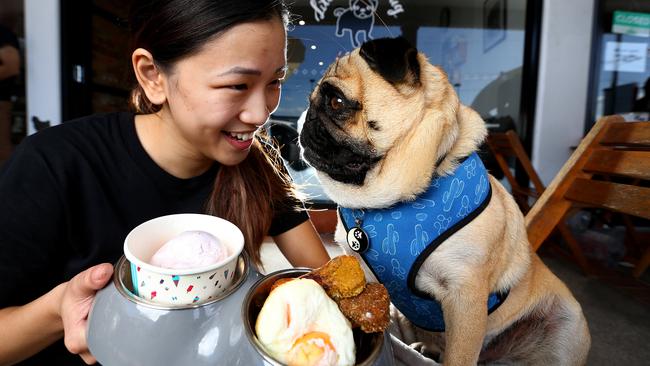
[288,331,338,366]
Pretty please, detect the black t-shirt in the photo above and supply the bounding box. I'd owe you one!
[0,112,308,365]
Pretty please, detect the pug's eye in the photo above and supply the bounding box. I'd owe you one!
[330,96,344,110]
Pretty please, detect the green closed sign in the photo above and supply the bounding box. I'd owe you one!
[613,10,650,37]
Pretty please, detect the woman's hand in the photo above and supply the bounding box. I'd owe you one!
[0,263,113,365]
[59,263,113,364]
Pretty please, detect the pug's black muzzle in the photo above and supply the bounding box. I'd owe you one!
[300,107,381,186]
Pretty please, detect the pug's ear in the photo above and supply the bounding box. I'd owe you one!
[359,37,420,86]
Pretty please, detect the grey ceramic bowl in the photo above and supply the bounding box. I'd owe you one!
[87,254,395,366]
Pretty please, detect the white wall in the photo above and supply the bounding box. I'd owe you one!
[24,0,60,135]
[532,0,595,185]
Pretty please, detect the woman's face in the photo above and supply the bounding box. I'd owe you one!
[160,18,287,166]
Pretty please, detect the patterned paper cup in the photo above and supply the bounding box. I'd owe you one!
[123,214,244,306]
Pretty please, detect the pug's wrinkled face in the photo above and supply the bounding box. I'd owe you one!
[299,37,425,186]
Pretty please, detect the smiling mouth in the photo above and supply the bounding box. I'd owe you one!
[223,130,256,141]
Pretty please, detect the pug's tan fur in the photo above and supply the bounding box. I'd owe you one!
[300,43,590,365]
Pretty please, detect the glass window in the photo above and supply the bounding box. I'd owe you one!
[591,4,650,123]
[271,0,529,206]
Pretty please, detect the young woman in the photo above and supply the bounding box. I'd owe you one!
[0,1,330,364]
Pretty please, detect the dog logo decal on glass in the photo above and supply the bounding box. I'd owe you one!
[333,0,379,48]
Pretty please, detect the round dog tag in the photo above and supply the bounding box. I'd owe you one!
[346,226,369,253]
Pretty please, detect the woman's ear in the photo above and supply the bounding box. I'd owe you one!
[132,48,167,106]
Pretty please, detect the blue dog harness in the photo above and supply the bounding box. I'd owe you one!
[339,152,508,331]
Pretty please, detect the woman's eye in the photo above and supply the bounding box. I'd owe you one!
[230,84,248,91]
[330,96,344,110]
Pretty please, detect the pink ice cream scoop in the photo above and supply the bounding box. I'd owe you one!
[150,230,228,269]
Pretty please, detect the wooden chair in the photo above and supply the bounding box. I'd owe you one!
[525,115,650,278]
[486,130,545,212]
[486,130,591,274]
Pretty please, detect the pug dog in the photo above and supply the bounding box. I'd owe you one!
[299,37,590,365]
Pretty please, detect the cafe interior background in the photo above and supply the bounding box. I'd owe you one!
[0,0,649,364]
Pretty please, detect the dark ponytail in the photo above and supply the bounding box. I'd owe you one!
[205,133,300,267]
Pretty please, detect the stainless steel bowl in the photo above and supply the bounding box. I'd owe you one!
[242,268,394,366]
[87,254,395,366]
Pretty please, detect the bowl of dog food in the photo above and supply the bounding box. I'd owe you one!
[242,256,395,366]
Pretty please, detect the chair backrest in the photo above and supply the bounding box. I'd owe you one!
[525,115,650,251]
[486,130,545,213]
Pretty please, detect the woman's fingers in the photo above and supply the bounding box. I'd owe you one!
[60,263,113,363]
[67,264,114,298]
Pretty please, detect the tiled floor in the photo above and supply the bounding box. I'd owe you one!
[260,235,650,365]
[540,252,650,366]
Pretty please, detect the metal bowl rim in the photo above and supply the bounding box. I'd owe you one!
[113,251,250,310]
